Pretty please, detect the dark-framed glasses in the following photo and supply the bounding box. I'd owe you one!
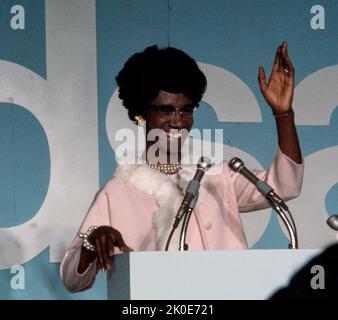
[149,104,196,120]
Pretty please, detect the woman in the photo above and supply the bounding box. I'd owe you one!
[60,43,303,292]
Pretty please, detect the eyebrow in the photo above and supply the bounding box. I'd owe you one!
[149,103,196,108]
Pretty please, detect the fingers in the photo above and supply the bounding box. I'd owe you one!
[95,236,105,270]
[90,226,132,272]
[95,233,110,271]
[107,233,115,257]
[105,234,115,270]
[272,45,282,73]
[280,42,295,78]
[258,66,267,94]
[119,243,134,252]
[120,245,134,252]
[114,230,133,252]
[272,42,294,75]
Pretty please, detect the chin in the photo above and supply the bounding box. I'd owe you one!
[146,128,189,163]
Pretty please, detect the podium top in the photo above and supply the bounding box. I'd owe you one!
[107,249,320,300]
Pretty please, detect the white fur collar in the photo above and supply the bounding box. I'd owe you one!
[114,163,209,250]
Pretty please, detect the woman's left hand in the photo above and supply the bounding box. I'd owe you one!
[258,41,294,115]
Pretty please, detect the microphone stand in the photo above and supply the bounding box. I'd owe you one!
[269,200,298,249]
[164,184,199,251]
[179,194,198,251]
[165,156,213,251]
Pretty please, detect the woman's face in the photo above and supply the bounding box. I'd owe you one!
[143,89,195,160]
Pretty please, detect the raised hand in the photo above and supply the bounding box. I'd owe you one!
[258,41,295,115]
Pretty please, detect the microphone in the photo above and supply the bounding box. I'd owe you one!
[165,156,213,251]
[228,157,289,210]
[173,156,213,227]
[327,215,338,231]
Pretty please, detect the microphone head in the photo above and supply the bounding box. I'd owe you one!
[197,156,213,172]
[327,214,338,231]
[228,157,244,173]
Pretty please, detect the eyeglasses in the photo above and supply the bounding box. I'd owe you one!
[148,104,196,120]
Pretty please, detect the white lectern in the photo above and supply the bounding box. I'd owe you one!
[107,249,320,300]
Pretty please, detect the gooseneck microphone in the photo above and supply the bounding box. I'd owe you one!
[165,156,213,251]
[228,156,298,249]
[228,157,288,210]
[175,156,213,225]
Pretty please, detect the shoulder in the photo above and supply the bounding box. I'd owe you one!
[100,163,144,195]
[101,175,129,195]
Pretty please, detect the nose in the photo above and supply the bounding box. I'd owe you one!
[169,111,186,129]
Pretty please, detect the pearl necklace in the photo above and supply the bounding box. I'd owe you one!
[146,162,182,175]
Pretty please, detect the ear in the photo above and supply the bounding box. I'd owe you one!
[134,115,145,126]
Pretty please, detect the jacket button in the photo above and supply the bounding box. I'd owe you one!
[205,222,212,230]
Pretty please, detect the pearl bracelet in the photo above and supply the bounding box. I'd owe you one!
[78,226,98,252]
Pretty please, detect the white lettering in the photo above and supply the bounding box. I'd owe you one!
[10,5,25,30]
[310,5,325,30]
[310,265,325,289]
[0,0,99,269]
[10,265,25,289]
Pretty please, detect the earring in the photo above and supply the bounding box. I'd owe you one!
[134,115,145,126]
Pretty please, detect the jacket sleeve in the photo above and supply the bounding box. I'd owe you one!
[229,148,304,213]
[60,190,111,293]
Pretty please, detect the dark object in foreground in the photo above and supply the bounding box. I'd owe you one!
[270,243,338,300]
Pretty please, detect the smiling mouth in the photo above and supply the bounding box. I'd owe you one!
[166,132,182,139]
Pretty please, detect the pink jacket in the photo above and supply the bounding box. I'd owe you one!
[60,149,303,292]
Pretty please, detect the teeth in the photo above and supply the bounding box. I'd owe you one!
[167,132,182,139]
